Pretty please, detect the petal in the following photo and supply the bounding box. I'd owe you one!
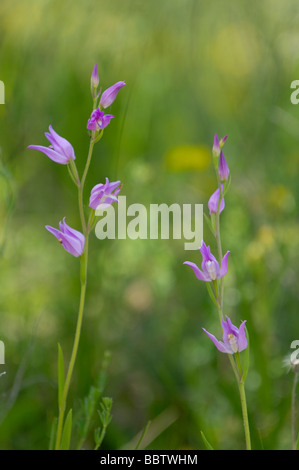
[106,180,121,192]
[199,241,210,263]
[213,134,220,156]
[183,261,209,282]
[60,232,84,257]
[208,186,225,214]
[219,251,230,278]
[46,221,85,257]
[100,81,126,108]
[225,317,239,336]
[87,119,98,131]
[90,182,105,194]
[45,225,63,241]
[237,321,248,352]
[47,125,75,161]
[28,145,69,164]
[100,114,114,129]
[89,191,105,209]
[221,317,238,347]
[59,218,85,249]
[218,150,230,181]
[203,259,219,281]
[91,63,99,88]
[202,328,232,354]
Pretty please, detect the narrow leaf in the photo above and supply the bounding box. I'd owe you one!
[241,324,250,383]
[222,173,231,197]
[49,417,58,450]
[206,282,220,309]
[58,343,65,408]
[204,213,215,237]
[60,409,72,450]
[135,421,151,450]
[200,430,214,450]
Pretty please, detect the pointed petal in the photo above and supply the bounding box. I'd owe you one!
[208,186,225,214]
[28,145,69,164]
[100,81,126,108]
[46,222,85,257]
[100,114,114,129]
[225,316,239,336]
[213,134,220,156]
[202,328,232,354]
[237,321,248,352]
[219,251,230,278]
[63,233,84,257]
[199,241,210,263]
[45,225,63,241]
[183,261,209,281]
[218,150,230,181]
[91,63,99,88]
[59,218,85,246]
[47,125,75,161]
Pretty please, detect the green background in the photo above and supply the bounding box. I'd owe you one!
[0,0,299,450]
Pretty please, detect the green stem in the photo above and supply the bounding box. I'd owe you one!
[78,140,94,234]
[213,165,251,449]
[55,131,97,449]
[94,423,107,451]
[235,353,251,450]
[214,175,224,310]
[292,371,298,450]
[238,380,251,450]
[55,240,89,449]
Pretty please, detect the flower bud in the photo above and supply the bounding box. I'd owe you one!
[212,134,220,158]
[218,150,230,181]
[91,64,99,89]
[220,135,228,148]
[100,81,126,109]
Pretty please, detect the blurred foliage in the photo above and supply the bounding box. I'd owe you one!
[0,0,299,450]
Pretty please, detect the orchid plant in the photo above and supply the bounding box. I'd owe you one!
[28,64,125,450]
[184,134,251,450]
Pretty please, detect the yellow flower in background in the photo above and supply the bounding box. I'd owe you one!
[164,145,210,172]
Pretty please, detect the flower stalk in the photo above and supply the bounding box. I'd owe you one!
[184,133,251,450]
[213,138,251,451]
[28,64,125,450]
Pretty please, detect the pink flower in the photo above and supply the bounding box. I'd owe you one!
[208,186,225,215]
[218,151,230,182]
[89,178,121,210]
[100,81,126,109]
[183,241,230,282]
[46,218,85,257]
[203,317,248,354]
[28,125,75,165]
[87,108,114,131]
[91,63,99,89]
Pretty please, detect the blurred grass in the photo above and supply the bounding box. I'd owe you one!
[0,0,299,450]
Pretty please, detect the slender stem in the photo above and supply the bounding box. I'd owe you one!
[214,175,224,310]
[292,371,298,450]
[213,167,251,450]
[55,240,88,449]
[235,351,251,450]
[78,140,94,234]
[81,140,95,198]
[238,381,251,450]
[55,132,96,449]
[94,422,107,451]
[54,94,102,449]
